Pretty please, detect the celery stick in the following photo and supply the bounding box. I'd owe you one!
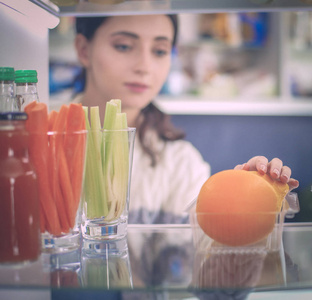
[105,112,129,221]
[113,113,129,219]
[82,106,100,219]
[103,101,117,130]
[90,106,108,217]
[102,102,118,220]
[110,99,121,113]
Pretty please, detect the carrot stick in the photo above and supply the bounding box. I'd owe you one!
[59,147,76,227]
[64,103,86,214]
[52,105,76,229]
[25,102,62,236]
[47,110,70,232]
[48,110,58,132]
[48,133,71,233]
[25,100,37,112]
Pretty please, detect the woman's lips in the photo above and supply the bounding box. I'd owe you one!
[125,83,149,93]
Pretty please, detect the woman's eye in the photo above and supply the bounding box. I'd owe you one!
[114,44,132,52]
[154,49,168,57]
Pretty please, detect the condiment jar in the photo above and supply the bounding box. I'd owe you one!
[0,112,41,264]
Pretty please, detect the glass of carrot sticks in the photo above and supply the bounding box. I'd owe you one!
[25,101,87,252]
[81,100,136,240]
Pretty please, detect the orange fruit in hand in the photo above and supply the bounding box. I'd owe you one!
[196,170,289,246]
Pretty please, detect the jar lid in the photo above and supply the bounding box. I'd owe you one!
[0,112,28,121]
[15,70,38,83]
[0,67,15,81]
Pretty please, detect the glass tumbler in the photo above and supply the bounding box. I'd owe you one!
[81,128,135,240]
[29,130,88,252]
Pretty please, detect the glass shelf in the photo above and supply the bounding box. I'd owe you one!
[31,0,312,17]
[0,223,311,298]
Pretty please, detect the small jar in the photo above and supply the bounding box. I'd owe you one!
[0,112,41,264]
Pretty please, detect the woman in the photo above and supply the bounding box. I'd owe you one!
[74,15,299,224]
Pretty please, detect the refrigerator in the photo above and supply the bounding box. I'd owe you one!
[1,1,312,299]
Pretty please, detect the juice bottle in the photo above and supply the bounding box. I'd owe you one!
[0,112,41,263]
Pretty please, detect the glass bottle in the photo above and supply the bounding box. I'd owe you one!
[15,70,39,111]
[0,67,15,112]
[0,112,41,264]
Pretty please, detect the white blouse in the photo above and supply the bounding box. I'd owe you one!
[129,130,211,224]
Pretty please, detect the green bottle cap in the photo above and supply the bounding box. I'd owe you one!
[0,67,15,81]
[15,70,38,83]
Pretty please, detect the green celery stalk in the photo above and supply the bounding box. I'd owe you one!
[90,106,109,217]
[83,99,129,221]
[82,106,99,219]
[103,100,129,221]
[108,113,129,220]
[83,106,108,218]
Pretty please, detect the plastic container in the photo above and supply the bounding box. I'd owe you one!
[189,192,299,254]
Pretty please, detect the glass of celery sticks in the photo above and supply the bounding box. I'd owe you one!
[81,100,136,240]
[81,237,133,289]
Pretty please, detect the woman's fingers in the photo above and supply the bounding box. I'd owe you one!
[267,157,284,179]
[288,178,300,191]
[234,156,299,190]
[234,163,249,171]
[253,156,269,174]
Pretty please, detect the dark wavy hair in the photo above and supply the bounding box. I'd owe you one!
[75,15,185,166]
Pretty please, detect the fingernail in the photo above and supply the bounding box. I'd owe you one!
[282,174,289,181]
[260,164,266,173]
[294,180,299,187]
[273,169,280,177]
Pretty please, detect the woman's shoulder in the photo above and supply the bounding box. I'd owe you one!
[163,139,207,164]
[160,138,211,185]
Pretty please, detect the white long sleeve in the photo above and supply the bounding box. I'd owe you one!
[129,135,210,224]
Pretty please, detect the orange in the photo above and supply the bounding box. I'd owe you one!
[196,170,289,246]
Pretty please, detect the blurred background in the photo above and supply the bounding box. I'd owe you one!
[48,12,312,223]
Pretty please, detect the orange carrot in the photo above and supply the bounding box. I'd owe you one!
[48,110,58,132]
[59,148,76,227]
[52,105,76,229]
[64,103,86,214]
[48,133,71,233]
[47,110,70,232]
[25,100,37,112]
[25,102,62,236]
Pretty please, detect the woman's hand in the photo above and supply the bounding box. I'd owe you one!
[234,156,299,191]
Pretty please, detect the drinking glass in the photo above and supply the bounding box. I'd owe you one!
[36,130,87,252]
[81,128,135,240]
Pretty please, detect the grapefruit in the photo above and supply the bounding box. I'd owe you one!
[196,170,289,246]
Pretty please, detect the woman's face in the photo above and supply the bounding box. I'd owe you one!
[80,15,174,111]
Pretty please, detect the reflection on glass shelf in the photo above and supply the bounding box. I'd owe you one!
[0,224,311,296]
